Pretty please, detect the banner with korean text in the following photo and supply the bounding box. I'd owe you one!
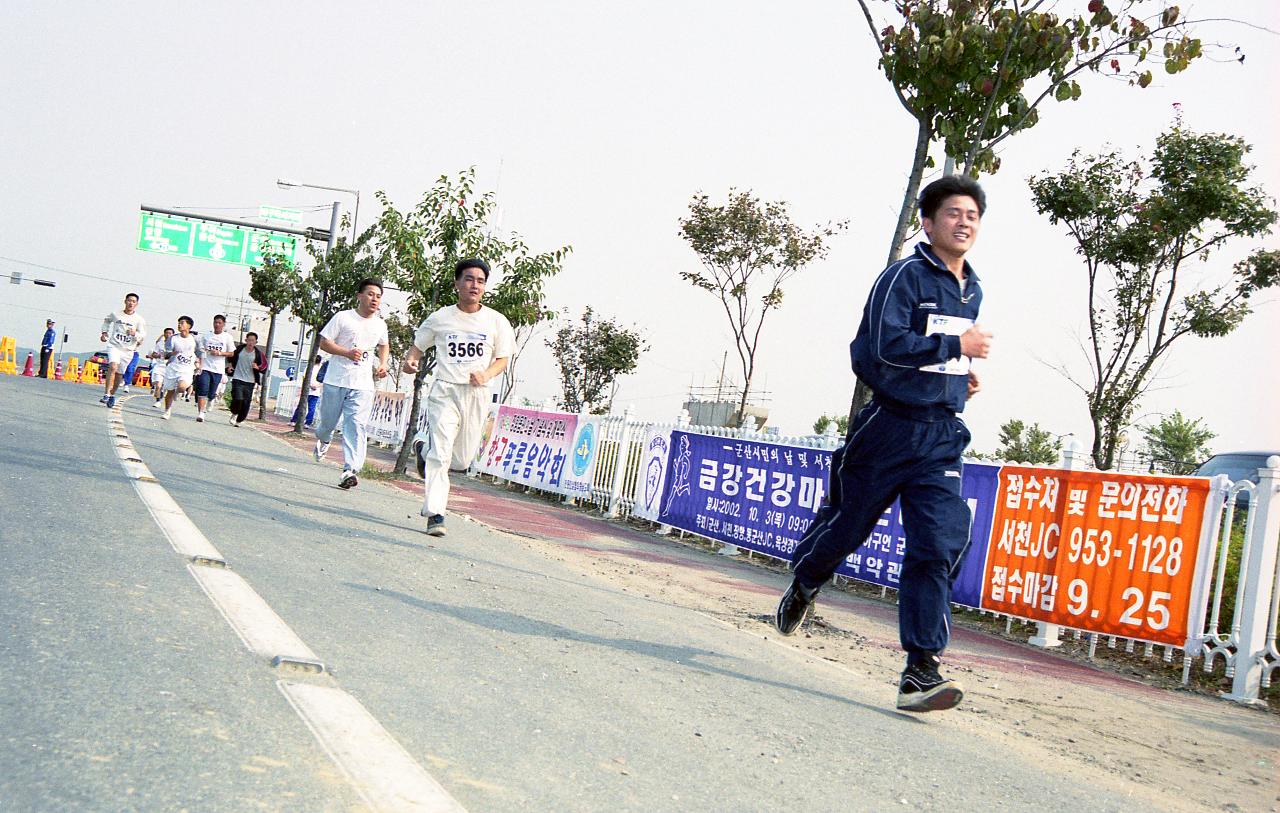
[655,431,833,560]
[475,406,599,497]
[839,462,1001,608]
[980,467,1212,646]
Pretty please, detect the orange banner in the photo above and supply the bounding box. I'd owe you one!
[981,467,1211,646]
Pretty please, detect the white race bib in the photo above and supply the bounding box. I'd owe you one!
[919,314,972,376]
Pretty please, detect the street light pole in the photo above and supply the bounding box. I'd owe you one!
[277,178,361,242]
[290,201,340,433]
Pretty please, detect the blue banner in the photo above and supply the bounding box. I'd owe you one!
[658,431,832,560]
[656,430,1001,609]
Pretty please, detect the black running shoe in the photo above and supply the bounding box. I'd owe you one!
[775,579,817,636]
[339,468,359,489]
[896,654,964,712]
[425,514,446,537]
[414,438,426,479]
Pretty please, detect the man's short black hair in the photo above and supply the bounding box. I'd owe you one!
[919,175,987,220]
[125,292,140,301]
[455,258,490,281]
[357,278,384,294]
[245,331,259,340]
[163,326,174,333]
[213,314,227,322]
[178,315,194,327]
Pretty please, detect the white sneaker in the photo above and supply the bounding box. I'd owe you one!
[196,411,205,422]
[162,409,172,420]
[314,439,330,461]
[120,385,130,394]
[152,399,163,410]
[229,416,239,426]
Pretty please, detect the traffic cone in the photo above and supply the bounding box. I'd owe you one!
[53,358,63,380]
[20,352,34,376]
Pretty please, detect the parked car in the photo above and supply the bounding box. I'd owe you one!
[1192,451,1280,506]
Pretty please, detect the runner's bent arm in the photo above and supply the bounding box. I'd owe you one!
[469,356,508,387]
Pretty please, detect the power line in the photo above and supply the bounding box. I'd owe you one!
[0,254,241,301]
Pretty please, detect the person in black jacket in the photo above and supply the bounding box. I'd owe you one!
[226,332,268,426]
[775,175,994,713]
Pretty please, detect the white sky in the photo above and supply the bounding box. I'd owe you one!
[2,1,1277,456]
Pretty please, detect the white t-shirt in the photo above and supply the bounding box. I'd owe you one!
[319,309,389,391]
[166,335,200,374]
[413,304,515,385]
[198,331,236,374]
[102,311,146,351]
[151,337,172,368]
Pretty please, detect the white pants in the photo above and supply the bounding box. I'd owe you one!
[419,379,487,516]
[315,384,375,473]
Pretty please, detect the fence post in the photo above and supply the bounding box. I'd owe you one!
[1222,455,1280,705]
[1029,437,1088,649]
[606,406,637,518]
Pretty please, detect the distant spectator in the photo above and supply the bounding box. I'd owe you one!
[39,319,55,378]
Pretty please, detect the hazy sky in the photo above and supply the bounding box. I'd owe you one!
[2,1,1277,456]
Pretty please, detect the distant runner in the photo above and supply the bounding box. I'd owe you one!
[403,258,513,537]
[98,293,146,409]
[313,279,389,489]
[194,314,235,423]
[149,326,175,409]
[160,316,200,421]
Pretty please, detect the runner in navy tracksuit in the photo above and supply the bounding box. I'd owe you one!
[775,175,993,713]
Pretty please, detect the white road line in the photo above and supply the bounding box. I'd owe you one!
[108,399,468,813]
[187,564,320,663]
[279,682,468,813]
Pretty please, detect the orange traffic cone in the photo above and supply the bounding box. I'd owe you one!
[53,358,64,380]
[20,352,34,376]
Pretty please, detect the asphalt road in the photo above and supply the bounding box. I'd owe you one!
[0,374,1230,811]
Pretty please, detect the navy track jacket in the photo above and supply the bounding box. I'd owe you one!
[850,242,982,415]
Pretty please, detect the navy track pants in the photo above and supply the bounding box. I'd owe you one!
[790,402,973,656]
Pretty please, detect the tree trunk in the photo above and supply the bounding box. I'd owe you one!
[257,311,277,420]
[394,367,429,475]
[847,117,934,427]
[291,329,321,435]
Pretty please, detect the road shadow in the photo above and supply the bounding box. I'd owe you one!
[346,583,918,725]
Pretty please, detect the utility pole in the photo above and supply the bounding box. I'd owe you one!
[291,202,340,433]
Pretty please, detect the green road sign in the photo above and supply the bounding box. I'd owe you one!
[137,212,298,267]
[259,205,303,223]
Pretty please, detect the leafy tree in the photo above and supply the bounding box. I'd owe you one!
[548,307,646,414]
[847,0,1221,418]
[288,221,388,434]
[994,418,1062,465]
[1029,125,1277,469]
[679,189,845,427]
[1141,410,1214,474]
[247,249,296,419]
[500,321,552,405]
[812,413,851,435]
[375,168,569,474]
[383,314,416,393]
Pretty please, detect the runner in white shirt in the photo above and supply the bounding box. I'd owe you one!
[194,315,236,422]
[403,258,515,536]
[148,327,174,409]
[99,292,146,409]
[161,316,201,421]
[313,279,390,489]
